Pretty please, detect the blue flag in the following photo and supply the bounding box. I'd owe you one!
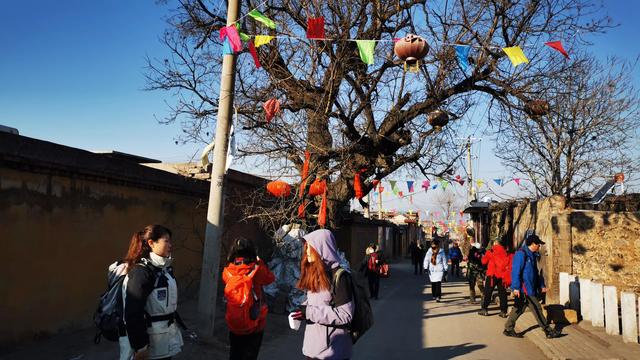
[493,178,503,186]
[455,45,471,72]
[222,38,233,55]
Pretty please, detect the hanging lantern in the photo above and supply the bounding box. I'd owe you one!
[614,173,625,183]
[428,110,449,131]
[394,34,429,73]
[308,179,327,197]
[524,99,550,117]
[266,180,291,197]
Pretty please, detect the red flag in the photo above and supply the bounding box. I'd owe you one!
[248,40,261,68]
[263,98,280,123]
[318,188,327,227]
[545,41,569,59]
[307,17,325,39]
[398,191,404,197]
[298,201,306,218]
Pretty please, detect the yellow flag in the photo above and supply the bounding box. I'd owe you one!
[254,35,274,47]
[476,179,484,188]
[502,46,529,66]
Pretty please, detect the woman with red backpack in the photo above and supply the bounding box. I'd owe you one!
[477,235,513,318]
[290,229,355,359]
[222,238,275,360]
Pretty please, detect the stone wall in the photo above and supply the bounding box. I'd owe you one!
[489,195,640,302]
[0,132,270,345]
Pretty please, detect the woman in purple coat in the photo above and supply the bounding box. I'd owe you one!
[290,229,355,360]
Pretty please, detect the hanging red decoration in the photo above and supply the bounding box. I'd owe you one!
[248,40,261,68]
[299,151,311,198]
[308,179,327,197]
[544,41,569,59]
[393,34,429,72]
[318,188,327,227]
[263,98,281,123]
[298,201,307,219]
[372,179,380,188]
[353,169,367,199]
[306,17,325,39]
[266,180,291,197]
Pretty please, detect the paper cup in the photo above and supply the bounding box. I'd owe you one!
[288,313,301,331]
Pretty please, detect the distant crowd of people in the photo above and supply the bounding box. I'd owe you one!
[408,232,562,339]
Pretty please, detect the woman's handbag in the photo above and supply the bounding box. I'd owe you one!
[378,263,390,278]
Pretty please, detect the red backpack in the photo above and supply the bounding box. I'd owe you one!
[223,265,262,334]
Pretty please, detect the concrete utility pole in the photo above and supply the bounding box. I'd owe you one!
[197,0,240,339]
[465,137,477,203]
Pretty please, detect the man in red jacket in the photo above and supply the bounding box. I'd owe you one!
[477,235,513,317]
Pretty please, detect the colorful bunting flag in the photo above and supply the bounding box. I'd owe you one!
[432,184,438,190]
[235,23,250,42]
[422,180,430,190]
[476,179,485,188]
[221,38,233,55]
[398,191,404,197]
[355,40,376,65]
[248,40,261,68]
[502,46,529,67]
[254,35,274,47]
[544,41,569,59]
[493,178,503,186]
[219,25,242,52]
[378,185,384,193]
[307,17,325,39]
[389,180,398,195]
[454,45,471,72]
[514,178,521,186]
[440,179,449,190]
[248,9,276,29]
[407,181,415,193]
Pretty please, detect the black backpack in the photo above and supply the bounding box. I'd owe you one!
[332,268,374,344]
[93,261,127,343]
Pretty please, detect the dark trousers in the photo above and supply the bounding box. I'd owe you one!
[413,260,424,275]
[468,270,485,301]
[431,281,442,299]
[481,276,508,313]
[504,295,549,332]
[367,272,380,299]
[229,331,264,360]
[450,259,461,277]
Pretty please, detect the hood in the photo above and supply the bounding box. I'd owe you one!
[303,229,341,269]
[224,261,256,276]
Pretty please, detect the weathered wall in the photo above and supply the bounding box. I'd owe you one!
[489,195,640,302]
[0,133,269,345]
[570,210,640,295]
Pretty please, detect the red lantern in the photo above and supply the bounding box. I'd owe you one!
[428,110,449,131]
[263,98,281,123]
[308,179,326,197]
[266,180,291,197]
[394,34,429,72]
[614,173,625,183]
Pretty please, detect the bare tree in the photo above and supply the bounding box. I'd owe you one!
[146,0,612,227]
[494,54,640,199]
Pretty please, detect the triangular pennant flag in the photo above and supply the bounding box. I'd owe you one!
[389,180,398,195]
[307,17,325,39]
[248,40,261,68]
[355,40,376,65]
[432,184,438,190]
[248,9,276,29]
[544,41,569,59]
[221,38,233,55]
[502,46,529,67]
[378,185,384,193]
[219,26,242,52]
[454,45,471,72]
[407,181,415,193]
[514,178,521,186]
[422,180,430,190]
[398,191,404,197]
[476,179,484,188]
[440,179,449,190]
[254,35,274,47]
[235,23,250,42]
[493,178,503,186]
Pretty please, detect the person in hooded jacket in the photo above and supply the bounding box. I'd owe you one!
[122,224,183,360]
[478,235,513,317]
[423,240,448,302]
[222,238,275,360]
[360,243,384,299]
[291,229,355,360]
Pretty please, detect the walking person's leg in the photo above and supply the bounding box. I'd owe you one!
[525,295,560,337]
[478,276,495,315]
[367,273,376,299]
[373,274,380,299]
[229,332,243,360]
[433,281,442,300]
[497,279,508,316]
[468,272,478,303]
[244,331,264,360]
[503,294,527,337]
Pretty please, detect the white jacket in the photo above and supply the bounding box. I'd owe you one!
[424,248,448,282]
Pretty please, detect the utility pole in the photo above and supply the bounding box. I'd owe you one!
[197,0,240,340]
[466,137,477,204]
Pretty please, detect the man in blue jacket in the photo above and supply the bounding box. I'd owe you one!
[503,234,561,339]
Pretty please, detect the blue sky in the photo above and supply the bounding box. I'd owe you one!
[1,1,638,213]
